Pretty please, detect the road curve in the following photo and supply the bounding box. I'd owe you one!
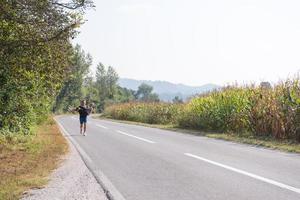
[56,115,300,200]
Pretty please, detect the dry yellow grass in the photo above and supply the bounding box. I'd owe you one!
[0,117,68,200]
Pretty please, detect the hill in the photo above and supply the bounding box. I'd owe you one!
[118,78,220,101]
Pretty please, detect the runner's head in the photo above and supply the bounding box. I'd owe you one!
[80,100,86,107]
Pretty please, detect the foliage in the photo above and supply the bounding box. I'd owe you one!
[135,83,160,102]
[0,0,93,134]
[172,96,183,103]
[57,61,136,113]
[95,63,119,100]
[53,45,92,113]
[247,80,300,140]
[94,63,120,111]
[104,102,182,124]
[82,76,100,109]
[105,78,300,142]
[179,87,251,133]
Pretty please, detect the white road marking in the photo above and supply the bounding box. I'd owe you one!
[116,130,156,144]
[71,116,77,120]
[96,124,108,129]
[55,119,92,163]
[184,153,300,195]
[56,118,127,200]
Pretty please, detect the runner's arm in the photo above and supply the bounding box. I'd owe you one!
[68,106,78,113]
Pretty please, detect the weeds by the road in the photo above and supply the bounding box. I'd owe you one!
[104,79,300,142]
[0,117,68,200]
[104,78,300,151]
[104,102,183,124]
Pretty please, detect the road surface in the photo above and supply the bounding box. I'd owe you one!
[56,115,300,200]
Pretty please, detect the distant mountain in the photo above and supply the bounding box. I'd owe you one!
[118,78,220,102]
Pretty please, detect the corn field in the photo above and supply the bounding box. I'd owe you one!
[104,79,300,142]
[104,102,183,124]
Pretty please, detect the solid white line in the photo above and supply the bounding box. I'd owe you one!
[55,119,92,163]
[55,117,127,200]
[96,124,108,129]
[116,130,156,144]
[184,153,300,195]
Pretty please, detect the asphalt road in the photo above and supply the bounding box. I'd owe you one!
[56,115,300,200]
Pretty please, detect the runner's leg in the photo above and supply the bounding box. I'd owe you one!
[83,123,86,134]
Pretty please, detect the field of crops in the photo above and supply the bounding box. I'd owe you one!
[104,102,183,124]
[104,79,300,142]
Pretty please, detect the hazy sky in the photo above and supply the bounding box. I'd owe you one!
[73,0,300,86]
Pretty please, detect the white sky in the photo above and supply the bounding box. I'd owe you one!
[73,0,300,86]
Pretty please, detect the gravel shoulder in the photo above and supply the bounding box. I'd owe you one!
[21,136,107,200]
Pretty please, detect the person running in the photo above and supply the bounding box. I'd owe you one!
[73,100,91,136]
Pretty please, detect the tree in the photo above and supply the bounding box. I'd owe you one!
[115,86,135,103]
[147,93,160,102]
[172,96,183,103]
[53,45,92,112]
[82,76,99,109]
[136,83,153,99]
[106,66,119,98]
[0,0,93,134]
[95,63,107,100]
[136,83,160,102]
[95,63,119,111]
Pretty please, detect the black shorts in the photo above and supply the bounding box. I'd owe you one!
[79,116,87,124]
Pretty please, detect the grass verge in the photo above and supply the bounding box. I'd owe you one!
[0,117,68,200]
[98,116,300,154]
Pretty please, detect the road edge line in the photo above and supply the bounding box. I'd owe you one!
[184,153,300,195]
[54,116,126,200]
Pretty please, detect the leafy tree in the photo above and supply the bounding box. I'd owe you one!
[172,96,183,103]
[136,83,160,102]
[147,93,160,102]
[115,86,136,103]
[53,45,92,112]
[0,0,93,134]
[106,66,119,98]
[83,76,99,108]
[136,83,153,99]
[95,63,107,100]
[95,63,119,111]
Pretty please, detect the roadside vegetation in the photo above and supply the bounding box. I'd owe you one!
[0,1,93,199]
[1,1,158,197]
[0,0,94,135]
[55,64,161,113]
[0,117,68,200]
[104,78,300,151]
[2,1,299,199]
